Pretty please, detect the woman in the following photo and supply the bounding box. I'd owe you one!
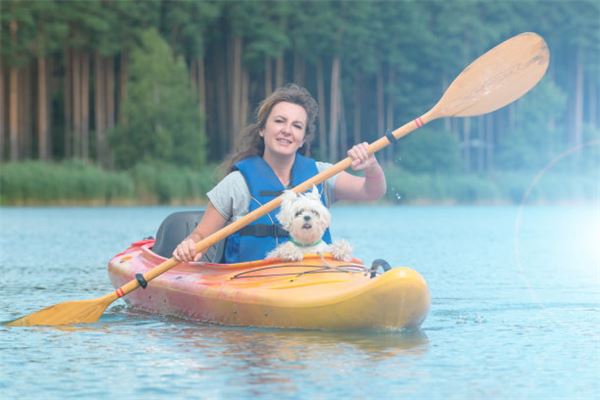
[173,84,386,263]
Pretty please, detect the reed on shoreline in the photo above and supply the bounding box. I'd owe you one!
[0,161,217,206]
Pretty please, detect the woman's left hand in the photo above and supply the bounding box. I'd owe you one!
[347,142,377,171]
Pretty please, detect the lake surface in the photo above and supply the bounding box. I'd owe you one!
[1,205,598,399]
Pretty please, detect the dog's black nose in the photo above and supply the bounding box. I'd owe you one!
[303,215,311,221]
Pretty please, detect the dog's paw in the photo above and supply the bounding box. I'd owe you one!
[266,248,281,259]
[330,240,353,262]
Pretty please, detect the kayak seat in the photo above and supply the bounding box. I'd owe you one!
[152,210,225,263]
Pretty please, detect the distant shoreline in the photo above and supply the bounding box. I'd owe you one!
[1,161,597,207]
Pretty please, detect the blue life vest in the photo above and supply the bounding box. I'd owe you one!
[222,154,332,263]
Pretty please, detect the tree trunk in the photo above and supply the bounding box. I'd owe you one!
[106,55,115,131]
[64,47,72,158]
[385,67,395,162]
[37,55,49,160]
[264,56,272,97]
[9,21,19,161]
[376,66,384,162]
[339,83,347,156]
[462,117,471,172]
[197,57,206,129]
[0,61,5,162]
[216,42,228,155]
[72,50,82,158]
[477,116,484,172]
[572,45,584,152]
[588,78,597,129]
[316,59,326,157]
[329,56,340,161]
[508,102,516,137]
[443,75,451,133]
[94,51,107,166]
[240,68,249,130]
[9,65,18,161]
[275,53,284,89]
[293,52,305,86]
[209,33,228,156]
[119,51,128,125]
[353,73,361,145]
[81,52,90,160]
[19,65,33,159]
[230,36,243,144]
[486,114,494,172]
[191,59,198,95]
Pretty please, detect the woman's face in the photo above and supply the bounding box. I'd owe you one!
[261,101,307,158]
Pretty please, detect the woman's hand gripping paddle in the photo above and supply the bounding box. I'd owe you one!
[7,32,549,327]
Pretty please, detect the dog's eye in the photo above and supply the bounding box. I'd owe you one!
[311,210,320,217]
[294,209,304,217]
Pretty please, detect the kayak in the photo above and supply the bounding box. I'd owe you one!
[107,239,430,330]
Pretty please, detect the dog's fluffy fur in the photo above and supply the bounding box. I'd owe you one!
[266,186,353,262]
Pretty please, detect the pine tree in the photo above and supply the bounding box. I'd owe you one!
[110,28,205,169]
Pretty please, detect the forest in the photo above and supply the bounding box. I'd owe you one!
[0,0,599,204]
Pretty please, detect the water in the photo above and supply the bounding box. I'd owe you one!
[1,205,598,399]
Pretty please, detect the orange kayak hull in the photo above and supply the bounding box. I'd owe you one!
[107,240,430,330]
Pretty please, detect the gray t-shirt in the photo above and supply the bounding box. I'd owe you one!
[207,161,337,223]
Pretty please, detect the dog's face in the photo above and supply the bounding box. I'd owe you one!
[277,186,331,245]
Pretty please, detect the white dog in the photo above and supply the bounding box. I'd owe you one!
[267,186,353,262]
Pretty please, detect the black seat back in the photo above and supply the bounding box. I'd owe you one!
[152,210,225,263]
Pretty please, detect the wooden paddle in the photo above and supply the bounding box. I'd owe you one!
[7,32,549,327]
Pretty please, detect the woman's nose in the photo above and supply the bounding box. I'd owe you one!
[281,124,293,135]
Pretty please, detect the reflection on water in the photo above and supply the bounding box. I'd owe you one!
[176,324,429,361]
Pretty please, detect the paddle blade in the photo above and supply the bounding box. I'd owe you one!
[6,296,112,327]
[434,32,549,118]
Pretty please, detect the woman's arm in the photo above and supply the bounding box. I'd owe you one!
[173,202,227,261]
[333,142,387,202]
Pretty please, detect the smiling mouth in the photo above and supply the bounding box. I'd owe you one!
[276,138,293,145]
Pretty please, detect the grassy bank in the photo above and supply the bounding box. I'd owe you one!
[384,166,599,205]
[0,161,217,206]
[0,161,597,205]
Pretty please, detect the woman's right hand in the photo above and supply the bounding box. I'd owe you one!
[173,238,202,262]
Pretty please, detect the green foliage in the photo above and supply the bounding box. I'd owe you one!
[395,127,461,173]
[110,28,206,169]
[495,80,567,170]
[93,0,160,55]
[162,0,220,58]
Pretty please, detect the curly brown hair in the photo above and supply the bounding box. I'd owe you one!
[223,84,319,173]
